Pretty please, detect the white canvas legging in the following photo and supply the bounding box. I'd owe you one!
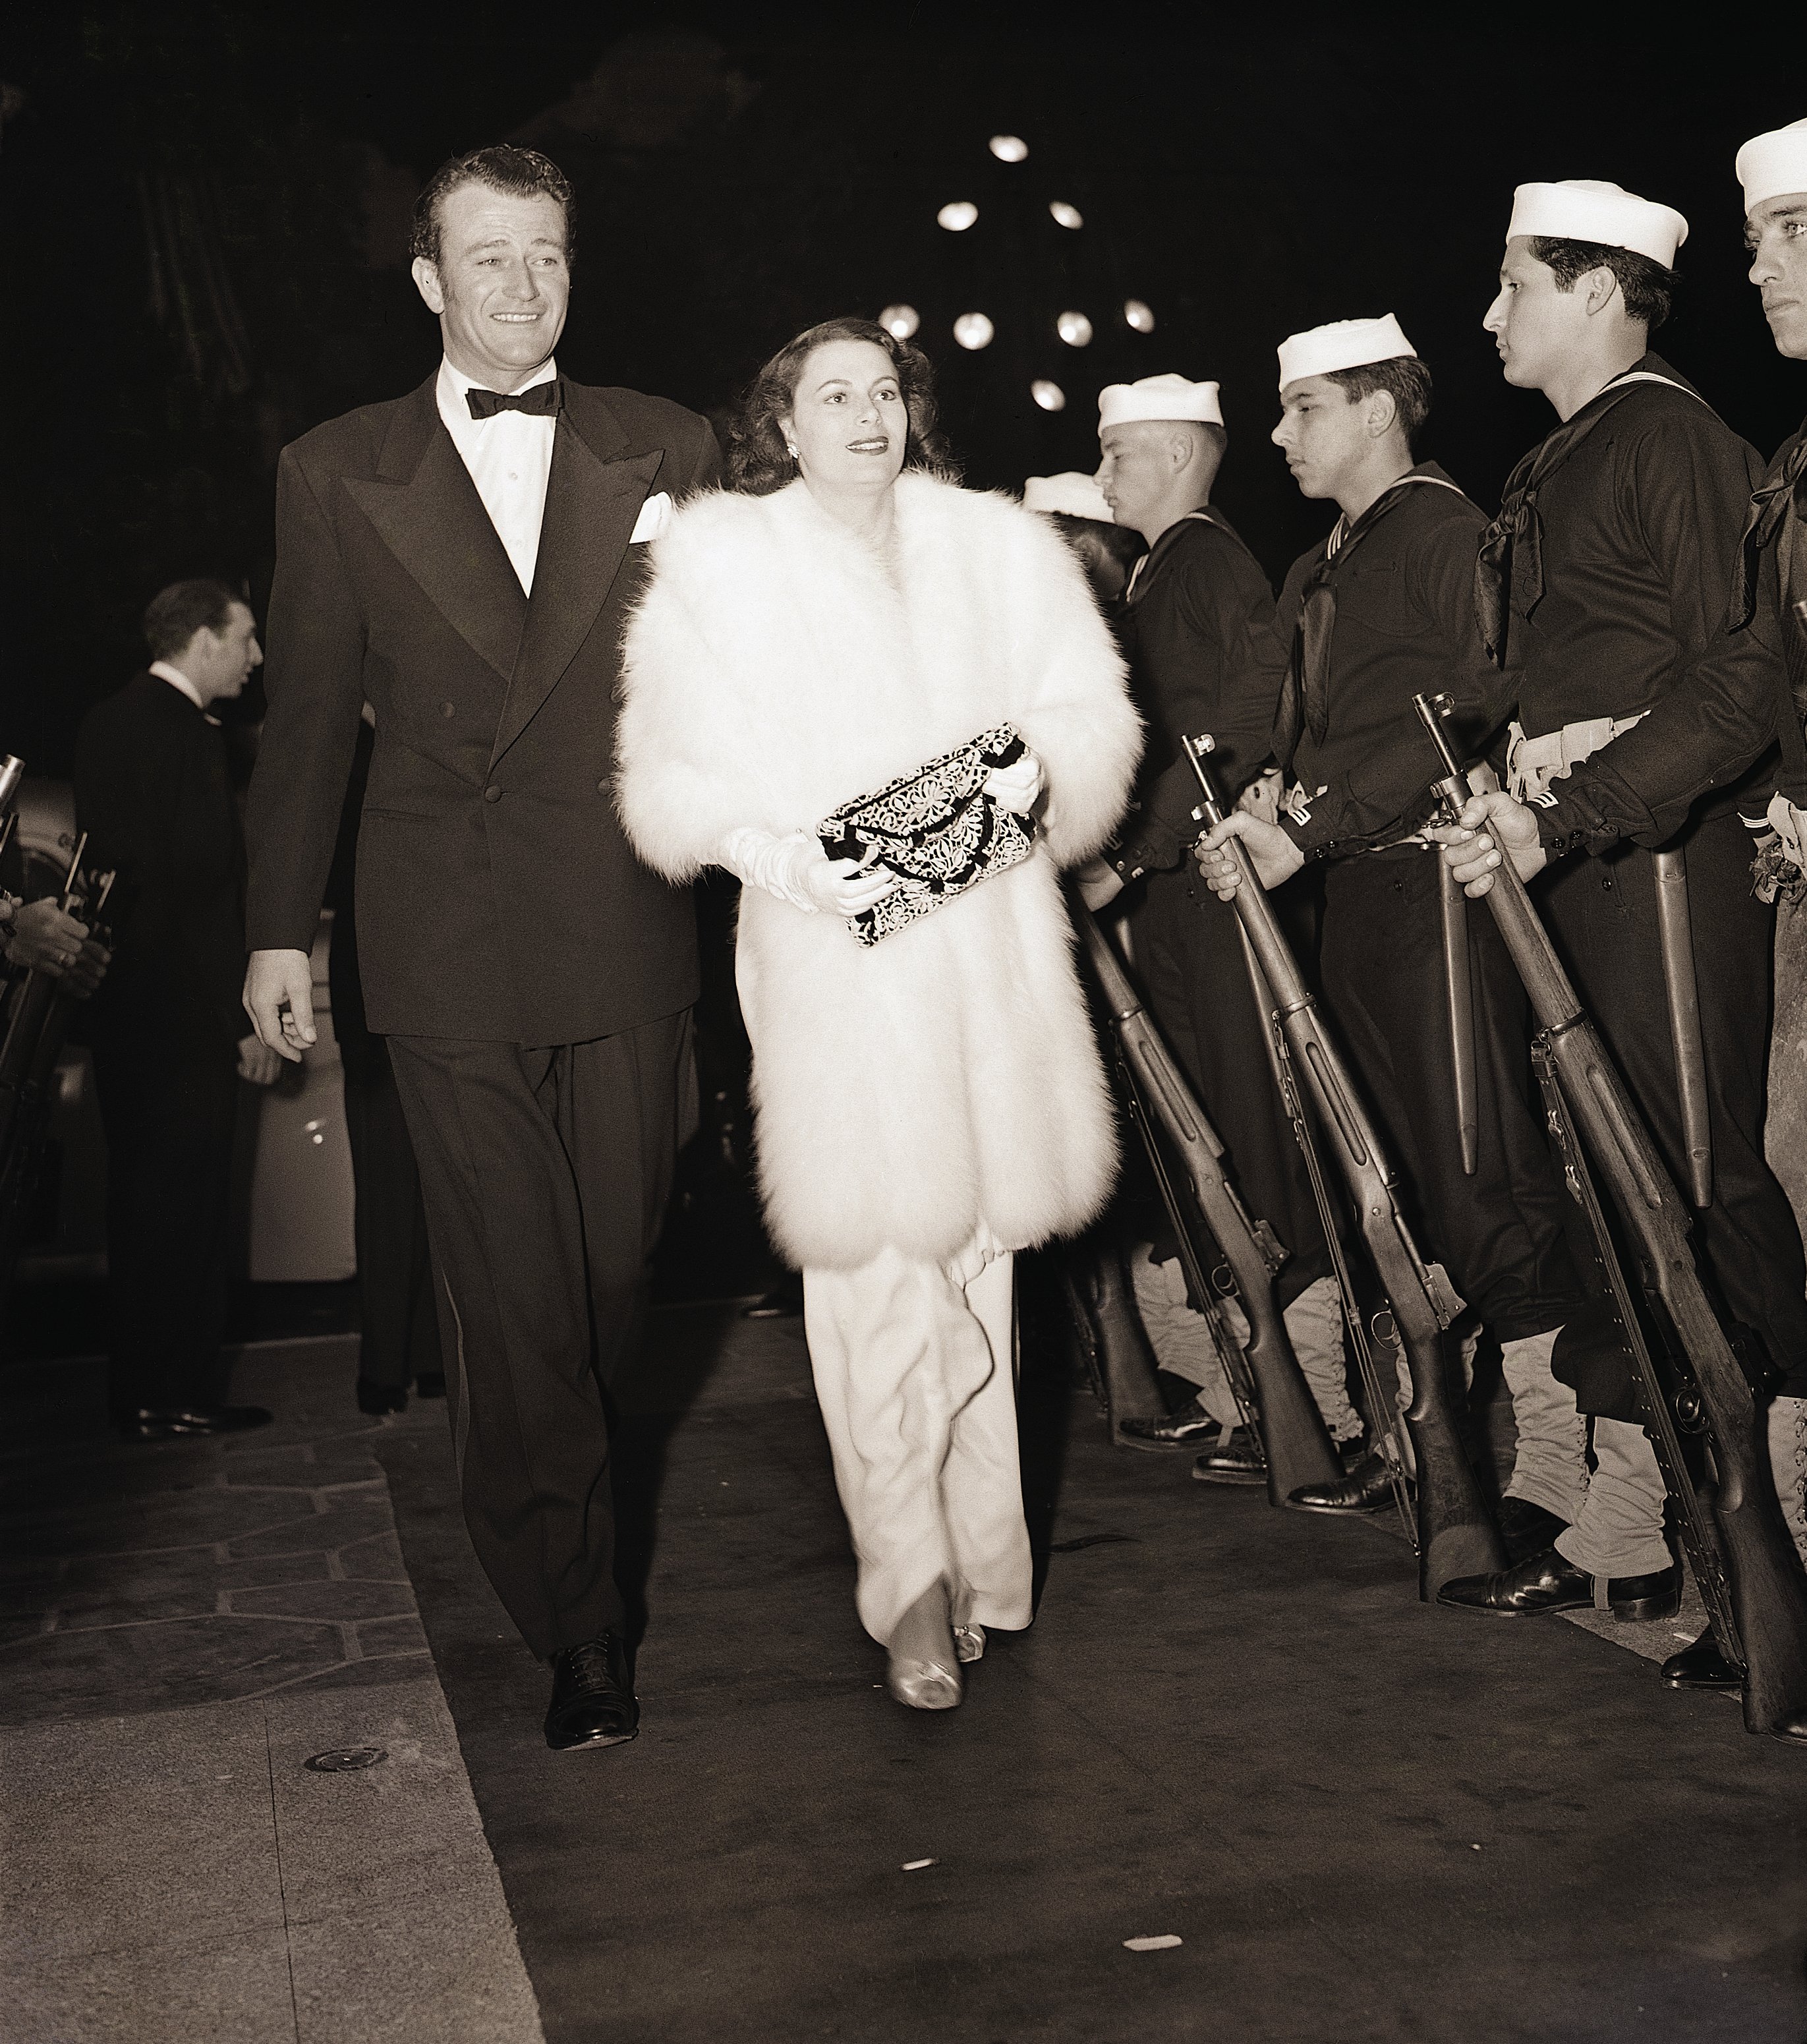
[802,1239,1033,1647]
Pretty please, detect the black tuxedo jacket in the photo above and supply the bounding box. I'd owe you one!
[74,672,246,1055]
[244,373,719,1043]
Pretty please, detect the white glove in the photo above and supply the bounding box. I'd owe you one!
[720,827,900,916]
[1766,793,1807,876]
[983,748,1045,816]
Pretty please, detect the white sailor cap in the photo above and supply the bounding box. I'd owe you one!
[1276,314,1417,392]
[1505,180,1688,267]
[1023,472,1115,520]
[1097,374,1224,432]
[1737,118,1807,214]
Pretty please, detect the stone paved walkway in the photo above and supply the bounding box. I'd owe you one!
[0,1339,542,2044]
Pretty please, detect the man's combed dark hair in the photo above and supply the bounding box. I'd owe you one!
[1323,357,1435,451]
[142,579,243,662]
[410,145,576,272]
[725,318,957,496]
[1528,236,1676,330]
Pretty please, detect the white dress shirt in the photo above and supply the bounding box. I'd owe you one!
[436,357,558,595]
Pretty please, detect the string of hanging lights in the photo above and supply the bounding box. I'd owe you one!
[894,130,1157,423]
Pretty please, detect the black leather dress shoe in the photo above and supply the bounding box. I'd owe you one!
[1190,1424,1266,1485]
[1496,1496,1572,1564]
[1120,1395,1222,1453]
[118,1406,273,1441]
[1437,1544,1680,1620]
[1661,1625,1743,1691]
[545,1634,639,1751]
[1288,1448,1400,1515]
[357,1379,407,1416]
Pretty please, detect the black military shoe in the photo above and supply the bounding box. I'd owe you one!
[545,1633,639,1751]
[1496,1496,1572,1564]
[1288,1448,1399,1515]
[1437,1545,1680,1620]
[1119,1394,1223,1453]
[1190,1424,1266,1485]
[1661,1625,1742,1692]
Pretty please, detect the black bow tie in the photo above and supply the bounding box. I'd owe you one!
[465,380,560,421]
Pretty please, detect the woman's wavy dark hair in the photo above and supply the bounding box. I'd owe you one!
[724,317,958,496]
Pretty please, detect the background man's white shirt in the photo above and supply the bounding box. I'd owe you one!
[148,658,205,711]
[435,357,558,595]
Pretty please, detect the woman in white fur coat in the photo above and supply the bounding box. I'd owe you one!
[616,318,1139,1708]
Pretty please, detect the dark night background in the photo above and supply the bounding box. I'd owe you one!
[3,3,1802,774]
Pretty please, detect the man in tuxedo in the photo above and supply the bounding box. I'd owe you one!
[242,146,718,1751]
[76,577,279,1440]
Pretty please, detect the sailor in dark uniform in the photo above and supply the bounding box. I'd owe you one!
[1727,117,1807,1596]
[1442,177,1806,1625]
[1076,373,1361,1480]
[1192,316,1592,1552]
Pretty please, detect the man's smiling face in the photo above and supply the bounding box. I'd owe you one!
[411,181,571,388]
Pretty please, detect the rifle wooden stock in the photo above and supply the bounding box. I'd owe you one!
[1072,893,1340,1505]
[1530,1040,1744,1666]
[1415,691,1807,1741]
[1182,736,1506,1595]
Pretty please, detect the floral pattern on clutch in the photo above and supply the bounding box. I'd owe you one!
[817,723,1037,947]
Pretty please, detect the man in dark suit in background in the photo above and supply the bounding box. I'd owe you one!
[241,145,718,1752]
[75,577,279,1440]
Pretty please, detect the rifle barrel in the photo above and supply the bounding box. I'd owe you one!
[1182,733,1506,1595]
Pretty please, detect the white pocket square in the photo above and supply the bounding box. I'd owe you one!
[629,491,674,544]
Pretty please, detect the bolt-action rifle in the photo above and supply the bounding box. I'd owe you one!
[1183,732,1506,1598]
[1070,887,1342,1505]
[1414,689,1807,1743]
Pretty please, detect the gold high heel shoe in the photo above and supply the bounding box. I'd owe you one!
[886,1656,962,1710]
[952,1623,986,1664]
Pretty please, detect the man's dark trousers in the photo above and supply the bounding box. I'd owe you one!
[1132,863,1333,1310]
[1539,810,1807,1406]
[388,1010,694,1658]
[92,1037,237,1420]
[1317,848,1585,1341]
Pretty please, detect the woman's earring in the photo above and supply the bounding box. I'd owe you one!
[785,442,799,461]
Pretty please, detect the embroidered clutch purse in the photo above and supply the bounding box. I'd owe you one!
[816,722,1036,947]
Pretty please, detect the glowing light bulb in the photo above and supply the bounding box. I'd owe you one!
[878,304,920,340]
[989,134,1028,162]
[1048,201,1083,229]
[1031,380,1066,413]
[1124,298,1157,333]
[1056,311,1093,347]
[953,312,995,351]
[937,201,979,232]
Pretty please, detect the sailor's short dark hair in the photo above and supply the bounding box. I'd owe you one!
[1321,357,1435,451]
[1528,237,1676,330]
[410,145,575,272]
